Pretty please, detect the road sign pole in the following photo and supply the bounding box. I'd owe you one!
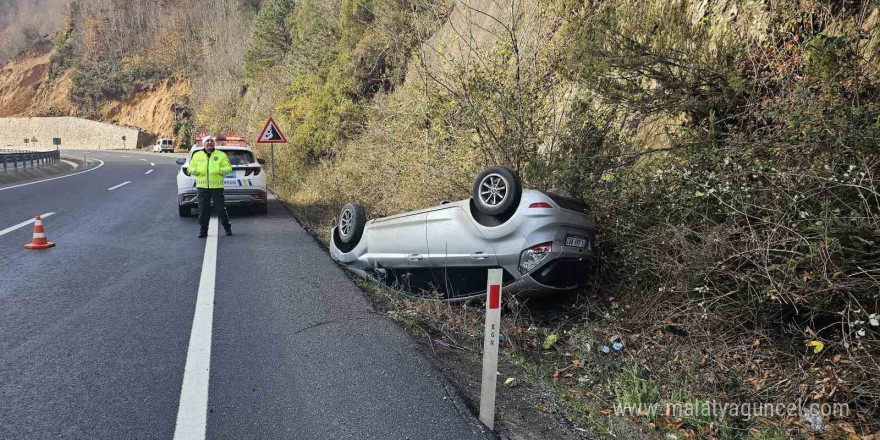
[270,144,275,189]
[479,268,503,430]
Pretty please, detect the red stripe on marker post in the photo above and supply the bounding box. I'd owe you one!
[488,284,500,309]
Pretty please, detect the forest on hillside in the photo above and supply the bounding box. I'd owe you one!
[2,0,878,437]
[0,0,64,61]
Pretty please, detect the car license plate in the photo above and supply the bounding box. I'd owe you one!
[565,236,587,248]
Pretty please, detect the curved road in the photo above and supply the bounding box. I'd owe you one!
[0,150,490,439]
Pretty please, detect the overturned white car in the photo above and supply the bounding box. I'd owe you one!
[330,167,597,300]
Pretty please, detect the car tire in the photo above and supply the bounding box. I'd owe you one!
[253,203,268,215]
[178,204,191,217]
[338,202,366,245]
[472,166,522,216]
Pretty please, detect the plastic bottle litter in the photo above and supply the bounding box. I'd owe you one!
[612,342,623,351]
[601,346,610,354]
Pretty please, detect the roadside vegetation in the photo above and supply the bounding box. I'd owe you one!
[231,1,879,438]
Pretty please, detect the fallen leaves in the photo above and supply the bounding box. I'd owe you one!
[747,370,770,391]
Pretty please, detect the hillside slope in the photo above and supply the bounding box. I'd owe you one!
[230,1,880,437]
[0,41,75,118]
[0,0,246,141]
[0,39,190,137]
[0,40,190,138]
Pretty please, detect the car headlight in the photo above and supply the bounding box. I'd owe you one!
[519,241,552,274]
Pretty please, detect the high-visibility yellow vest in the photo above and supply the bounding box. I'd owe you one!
[190,150,232,189]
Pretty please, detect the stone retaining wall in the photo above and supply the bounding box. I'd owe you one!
[0,117,151,150]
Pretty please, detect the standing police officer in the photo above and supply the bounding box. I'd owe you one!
[190,136,233,238]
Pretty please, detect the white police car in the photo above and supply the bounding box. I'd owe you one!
[175,136,268,216]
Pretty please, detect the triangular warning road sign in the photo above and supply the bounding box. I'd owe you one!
[257,118,287,144]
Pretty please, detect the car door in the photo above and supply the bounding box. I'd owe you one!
[366,212,431,269]
[426,206,498,268]
[426,206,500,297]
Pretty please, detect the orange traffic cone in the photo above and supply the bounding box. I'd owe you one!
[23,216,56,249]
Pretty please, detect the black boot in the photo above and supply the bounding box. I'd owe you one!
[198,228,208,238]
[224,225,232,236]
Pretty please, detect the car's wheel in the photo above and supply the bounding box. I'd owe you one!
[338,202,366,245]
[472,166,522,216]
[253,203,268,215]
[178,204,191,217]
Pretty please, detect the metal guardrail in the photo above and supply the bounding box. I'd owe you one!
[0,149,61,173]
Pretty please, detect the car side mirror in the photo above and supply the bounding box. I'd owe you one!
[176,158,186,165]
[257,158,266,165]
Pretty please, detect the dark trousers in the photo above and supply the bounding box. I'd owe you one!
[197,188,231,230]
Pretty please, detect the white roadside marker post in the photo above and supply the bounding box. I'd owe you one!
[479,268,503,430]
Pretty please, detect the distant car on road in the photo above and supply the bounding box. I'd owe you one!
[153,138,174,153]
[175,137,268,216]
[329,166,597,300]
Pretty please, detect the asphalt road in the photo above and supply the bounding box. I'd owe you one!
[0,150,491,439]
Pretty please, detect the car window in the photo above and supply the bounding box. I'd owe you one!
[188,149,255,165]
[224,150,255,165]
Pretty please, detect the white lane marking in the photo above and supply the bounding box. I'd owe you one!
[140,158,148,162]
[0,212,55,237]
[173,216,218,440]
[0,160,105,192]
[145,169,154,175]
[150,163,155,167]
[107,181,131,191]
[121,155,130,158]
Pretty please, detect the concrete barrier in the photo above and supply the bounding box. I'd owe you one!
[0,117,151,150]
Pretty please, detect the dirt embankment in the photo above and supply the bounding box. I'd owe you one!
[0,42,76,117]
[0,42,189,138]
[99,78,190,137]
